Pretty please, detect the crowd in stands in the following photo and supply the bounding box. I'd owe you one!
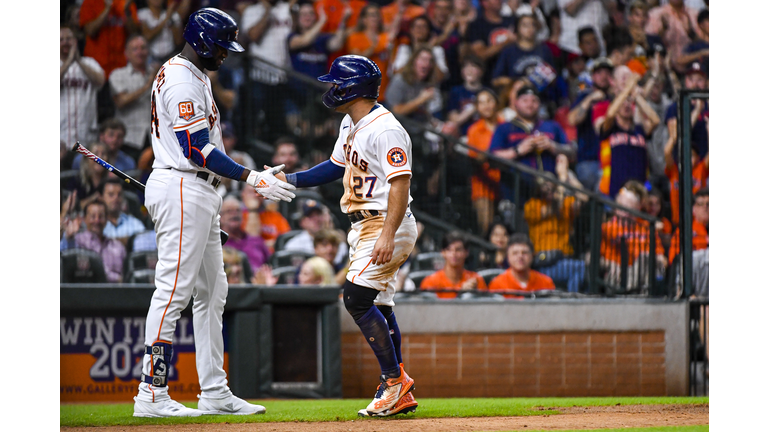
[60,0,709,298]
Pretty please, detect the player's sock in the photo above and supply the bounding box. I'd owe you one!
[343,281,400,377]
[377,305,402,365]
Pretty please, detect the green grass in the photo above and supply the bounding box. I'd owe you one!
[60,396,708,428]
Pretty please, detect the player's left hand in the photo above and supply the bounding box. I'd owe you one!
[371,235,395,266]
[248,164,297,202]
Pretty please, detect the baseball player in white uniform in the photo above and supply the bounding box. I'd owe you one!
[133,8,296,418]
[275,55,419,417]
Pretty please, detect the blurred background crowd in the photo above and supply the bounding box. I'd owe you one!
[60,0,709,300]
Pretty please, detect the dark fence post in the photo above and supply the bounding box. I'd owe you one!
[588,200,602,294]
[678,89,708,298]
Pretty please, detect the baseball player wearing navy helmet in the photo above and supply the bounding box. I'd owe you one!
[272,55,419,417]
[133,7,295,418]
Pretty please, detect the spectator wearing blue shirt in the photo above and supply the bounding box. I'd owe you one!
[100,177,147,247]
[465,0,517,86]
[566,57,613,191]
[490,85,574,201]
[492,14,555,86]
[664,61,708,161]
[288,3,351,80]
[72,118,137,173]
[446,55,485,136]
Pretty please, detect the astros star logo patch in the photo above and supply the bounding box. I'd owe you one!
[387,148,407,167]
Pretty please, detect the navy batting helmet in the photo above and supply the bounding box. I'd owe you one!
[317,55,382,109]
[184,8,245,58]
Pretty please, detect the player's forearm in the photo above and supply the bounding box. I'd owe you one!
[285,160,345,188]
[381,176,410,238]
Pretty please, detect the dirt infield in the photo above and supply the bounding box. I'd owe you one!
[62,404,708,431]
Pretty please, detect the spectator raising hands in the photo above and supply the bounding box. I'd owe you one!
[61,25,105,147]
[289,3,351,79]
[137,0,185,63]
[346,4,398,99]
[596,71,659,198]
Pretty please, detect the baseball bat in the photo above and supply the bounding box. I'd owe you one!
[71,141,230,245]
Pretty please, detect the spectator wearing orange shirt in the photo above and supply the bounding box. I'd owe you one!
[664,127,708,226]
[668,187,708,265]
[381,0,426,35]
[644,188,673,251]
[524,156,588,293]
[79,0,139,78]
[345,4,399,99]
[488,233,555,299]
[600,182,666,292]
[420,232,487,299]
[466,88,502,235]
[315,0,367,33]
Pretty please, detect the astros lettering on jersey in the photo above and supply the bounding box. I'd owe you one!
[330,105,414,214]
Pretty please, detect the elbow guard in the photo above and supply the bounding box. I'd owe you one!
[175,128,245,179]
[176,127,214,167]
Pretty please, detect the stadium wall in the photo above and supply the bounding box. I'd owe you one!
[340,299,689,397]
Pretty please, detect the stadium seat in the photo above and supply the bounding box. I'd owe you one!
[478,268,505,287]
[410,252,445,272]
[407,269,436,289]
[271,266,298,285]
[236,250,255,282]
[274,230,304,252]
[270,249,315,268]
[126,250,159,276]
[128,269,155,284]
[61,249,108,283]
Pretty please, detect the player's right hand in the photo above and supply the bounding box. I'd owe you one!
[247,164,297,202]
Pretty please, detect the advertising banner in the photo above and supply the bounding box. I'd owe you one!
[60,315,228,402]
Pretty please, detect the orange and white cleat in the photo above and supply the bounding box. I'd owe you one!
[364,364,415,416]
[358,391,418,417]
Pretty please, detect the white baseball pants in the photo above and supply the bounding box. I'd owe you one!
[136,169,232,402]
[346,212,418,307]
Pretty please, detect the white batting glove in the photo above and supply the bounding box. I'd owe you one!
[247,164,296,202]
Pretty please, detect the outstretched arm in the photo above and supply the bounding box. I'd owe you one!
[281,160,346,188]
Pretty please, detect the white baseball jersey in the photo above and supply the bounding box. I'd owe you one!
[331,104,418,307]
[150,55,225,175]
[329,105,414,214]
[60,56,104,146]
